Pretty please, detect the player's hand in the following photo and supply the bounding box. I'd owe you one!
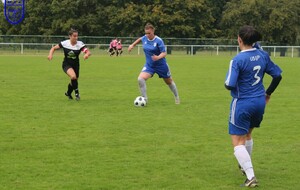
[128,44,134,52]
[151,55,159,61]
[47,55,52,61]
[83,54,89,60]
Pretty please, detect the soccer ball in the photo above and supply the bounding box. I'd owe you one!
[134,96,147,107]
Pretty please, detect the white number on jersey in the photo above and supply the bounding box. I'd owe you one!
[252,65,261,86]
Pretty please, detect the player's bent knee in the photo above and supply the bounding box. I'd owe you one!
[138,77,145,82]
[164,78,173,85]
[70,76,77,80]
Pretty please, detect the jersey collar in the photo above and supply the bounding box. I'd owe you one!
[147,35,157,41]
[241,48,256,53]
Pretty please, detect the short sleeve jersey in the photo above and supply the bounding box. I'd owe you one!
[59,40,86,65]
[225,48,282,98]
[117,41,122,49]
[141,35,167,67]
[112,39,118,48]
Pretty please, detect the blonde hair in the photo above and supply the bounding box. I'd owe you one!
[144,23,155,30]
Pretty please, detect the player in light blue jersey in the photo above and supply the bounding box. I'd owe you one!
[225,25,282,187]
[128,23,180,104]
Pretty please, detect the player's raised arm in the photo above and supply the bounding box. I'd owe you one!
[82,47,91,60]
[47,44,60,61]
[128,38,142,52]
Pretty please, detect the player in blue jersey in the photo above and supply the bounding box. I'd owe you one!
[128,23,180,104]
[47,29,91,100]
[225,25,282,187]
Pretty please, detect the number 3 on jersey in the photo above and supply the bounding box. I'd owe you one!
[252,65,261,86]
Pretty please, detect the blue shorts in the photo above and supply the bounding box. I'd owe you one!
[141,63,171,78]
[228,96,266,135]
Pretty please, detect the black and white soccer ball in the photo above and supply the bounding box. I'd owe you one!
[134,96,147,107]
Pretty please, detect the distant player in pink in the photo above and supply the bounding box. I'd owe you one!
[116,39,123,56]
[108,38,118,56]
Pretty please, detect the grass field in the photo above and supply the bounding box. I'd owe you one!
[0,54,299,190]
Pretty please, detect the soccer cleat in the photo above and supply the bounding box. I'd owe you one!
[65,92,73,100]
[244,177,258,187]
[238,164,246,176]
[175,96,180,104]
[75,93,80,101]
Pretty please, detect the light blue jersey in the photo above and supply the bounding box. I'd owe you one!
[141,35,167,67]
[225,48,282,99]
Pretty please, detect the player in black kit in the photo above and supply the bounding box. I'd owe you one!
[47,29,91,100]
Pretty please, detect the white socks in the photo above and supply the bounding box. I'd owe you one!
[245,139,253,156]
[234,145,255,180]
[138,78,179,103]
[168,81,179,98]
[138,77,147,100]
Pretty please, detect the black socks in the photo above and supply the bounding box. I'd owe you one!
[67,83,73,95]
[69,79,79,95]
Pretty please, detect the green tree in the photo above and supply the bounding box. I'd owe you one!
[20,0,53,35]
[220,0,300,45]
[110,0,219,38]
[0,0,299,45]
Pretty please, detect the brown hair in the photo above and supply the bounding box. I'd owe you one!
[68,28,78,36]
[238,25,262,45]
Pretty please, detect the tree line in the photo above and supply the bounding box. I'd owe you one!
[0,0,299,45]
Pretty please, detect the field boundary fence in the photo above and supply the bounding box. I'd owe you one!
[1,42,300,57]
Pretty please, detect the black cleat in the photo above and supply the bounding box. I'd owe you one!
[65,92,73,100]
[244,177,258,187]
[75,93,80,101]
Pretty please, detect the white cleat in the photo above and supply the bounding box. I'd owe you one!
[175,97,180,104]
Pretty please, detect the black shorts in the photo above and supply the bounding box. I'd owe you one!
[62,62,80,78]
[109,47,117,52]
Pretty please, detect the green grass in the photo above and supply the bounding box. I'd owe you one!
[0,54,299,190]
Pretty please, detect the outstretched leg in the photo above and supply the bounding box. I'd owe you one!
[66,68,80,100]
[65,83,74,99]
[231,133,258,187]
[138,72,152,102]
[138,77,147,100]
[164,78,180,104]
